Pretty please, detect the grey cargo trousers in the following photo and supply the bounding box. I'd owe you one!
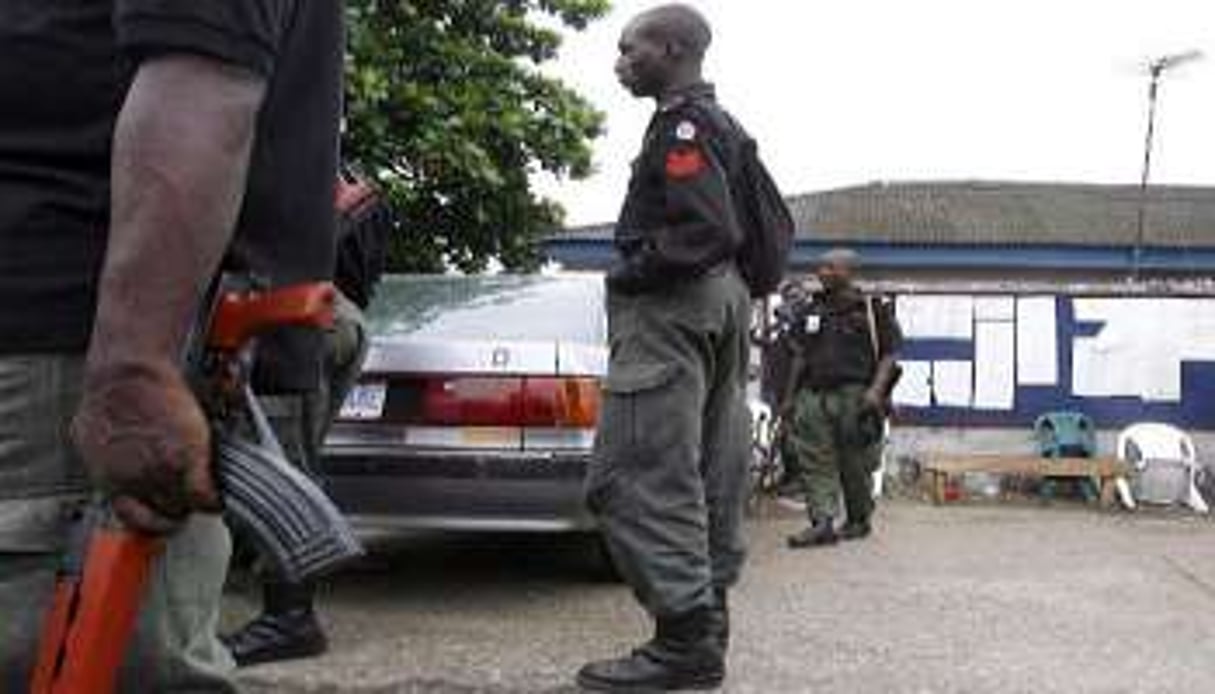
[0,355,236,693]
[587,267,752,618]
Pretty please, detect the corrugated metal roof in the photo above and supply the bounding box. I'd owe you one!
[556,181,1215,248]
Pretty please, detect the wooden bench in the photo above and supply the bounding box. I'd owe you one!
[922,455,1133,508]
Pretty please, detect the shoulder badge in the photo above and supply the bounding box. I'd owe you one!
[666,146,706,179]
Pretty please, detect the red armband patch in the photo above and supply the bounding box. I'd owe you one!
[665,146,707,179]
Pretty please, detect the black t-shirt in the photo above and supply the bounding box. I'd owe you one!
[0,0,343,391]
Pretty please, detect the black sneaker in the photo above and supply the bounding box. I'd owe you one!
[221,608,328,667]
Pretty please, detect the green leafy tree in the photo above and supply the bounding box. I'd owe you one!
[344,0,610,273]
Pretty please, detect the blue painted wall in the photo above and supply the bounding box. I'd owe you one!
[544,236,1215,274]
[891,294,1215,430]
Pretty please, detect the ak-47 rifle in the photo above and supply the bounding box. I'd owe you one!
[31,281,363,694]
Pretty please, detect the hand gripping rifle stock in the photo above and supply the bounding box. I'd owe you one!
[31,281,362,694]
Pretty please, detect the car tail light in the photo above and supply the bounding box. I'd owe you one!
[421,377,522,426]
[523,377,600,428]
[373,375,600,428]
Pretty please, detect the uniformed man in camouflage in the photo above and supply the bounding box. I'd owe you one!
[786,249,902,548]
[578,5,753,691]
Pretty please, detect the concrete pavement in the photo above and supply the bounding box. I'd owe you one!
[227,501,1215,693]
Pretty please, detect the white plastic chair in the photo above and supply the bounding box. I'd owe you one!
[1115,422,1209,513]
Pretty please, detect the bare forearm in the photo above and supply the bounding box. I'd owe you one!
[87,56,266,372]
[73,56,266,530]
[870,356,899,397]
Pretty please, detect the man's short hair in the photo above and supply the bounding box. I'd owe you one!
[639,4,712,59]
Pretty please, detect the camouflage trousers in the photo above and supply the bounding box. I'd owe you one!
[788,384,882,524]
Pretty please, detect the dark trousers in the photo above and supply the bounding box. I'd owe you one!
[587,268,752,618]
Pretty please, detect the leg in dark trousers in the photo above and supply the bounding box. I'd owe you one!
[580,270,751,692]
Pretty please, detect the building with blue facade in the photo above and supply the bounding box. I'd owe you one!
[544,181,1215,439]
[546,180,1215,280]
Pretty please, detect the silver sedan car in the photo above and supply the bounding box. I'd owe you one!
[320,274,607,534]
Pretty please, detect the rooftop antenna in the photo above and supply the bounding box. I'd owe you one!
[1132,50,1204,279]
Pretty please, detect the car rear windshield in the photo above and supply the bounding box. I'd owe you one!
[366,274,606,344]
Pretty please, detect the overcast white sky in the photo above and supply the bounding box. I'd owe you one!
[539,0,1215,226]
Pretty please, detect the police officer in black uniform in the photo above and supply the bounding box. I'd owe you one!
[577,5,753,692]
[786,249,902,548]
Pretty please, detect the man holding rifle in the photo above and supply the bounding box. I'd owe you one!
[1,1,345,690]
[785,249,903,549]
[222,174,393,667]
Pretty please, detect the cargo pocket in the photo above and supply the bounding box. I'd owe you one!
[603,361,678,395]
[585,361,679,514]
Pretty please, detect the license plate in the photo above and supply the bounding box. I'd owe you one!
[340,382,387,420]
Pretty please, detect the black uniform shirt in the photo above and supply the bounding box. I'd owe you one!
[0,1,343,391]
[795,288,902,391]
[610,83,745,294]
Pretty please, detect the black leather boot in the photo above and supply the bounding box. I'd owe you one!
[577,606,725,692]
[221,581,328,667]
[787,516,838,549]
